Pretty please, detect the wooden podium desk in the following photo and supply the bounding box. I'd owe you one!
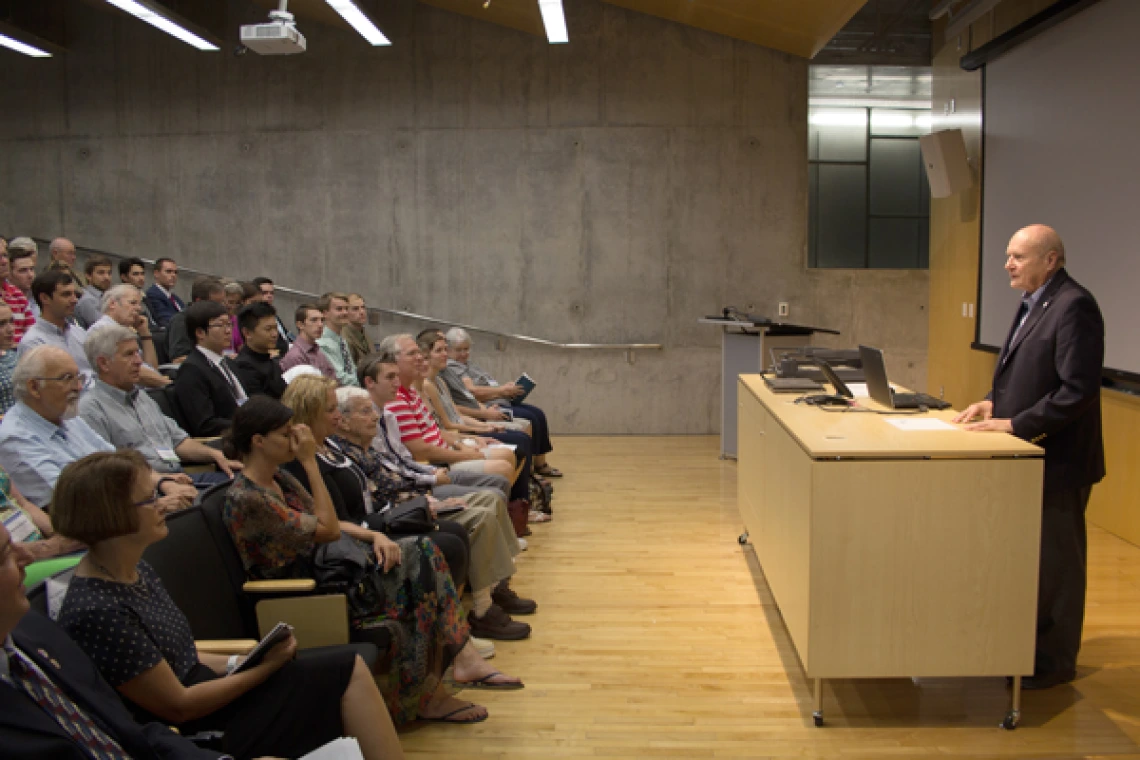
[736,375,1044,729]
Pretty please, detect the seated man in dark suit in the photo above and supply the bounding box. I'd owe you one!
[173,301,247,437]
[165,276,226,365]
[0,525,226,759]
[143,257,183,329]
[232,302,287,399]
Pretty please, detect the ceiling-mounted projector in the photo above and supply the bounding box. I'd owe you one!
[240,5,306,55]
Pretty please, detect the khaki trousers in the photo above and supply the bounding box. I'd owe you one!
[441,489,519,592]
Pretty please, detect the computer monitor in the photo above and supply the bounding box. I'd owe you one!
[858,345,894,407]
[813,358,853,399]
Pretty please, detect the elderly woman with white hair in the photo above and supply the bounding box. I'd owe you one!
[441,327,561,478]
[331,385,535,640]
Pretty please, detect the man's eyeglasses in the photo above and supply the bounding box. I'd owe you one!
[34,372,83,387]
[208,320,232,330]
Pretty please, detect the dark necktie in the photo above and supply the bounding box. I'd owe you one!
[1002,300,1031,363]
[5,648,131,759]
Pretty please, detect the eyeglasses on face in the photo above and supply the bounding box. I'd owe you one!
[34,372,82,386]
[208,319,232,330]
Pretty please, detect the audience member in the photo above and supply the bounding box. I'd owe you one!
[445,326,561,477]
[333,386,535,640]
[0,247,34,346]
[145,257,183,329]
[0,524,233,759]
[74,255,113,329]
[232,302,287,399]
[316,291,359,387]
[18,270,92,383]
[5,243,39,328]
[376,334,517,485]
[222,280,246,352]
[250,276,292,353]
[0,465,84,561]
[280,375,473,602]
[165,276,226,364]
[88,283,170,388]
[52,450,404,760]
[343,293,372,367]
[0,346,110,507]
[418,330,539,515]
[358,353,512,497]
[223,397,520,724]
[172,301,247,437]
[0,304,16,415]
[0,346,196,509]
[279,303,337,380]
[80,324,237,488]
[119,256,159,329]
[45,238,85,289]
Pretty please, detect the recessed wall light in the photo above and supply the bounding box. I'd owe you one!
[104,0,220,51]
[325,0,391,46]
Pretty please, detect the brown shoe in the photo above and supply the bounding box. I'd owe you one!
[492,583,537,615]
[468,604,531,641]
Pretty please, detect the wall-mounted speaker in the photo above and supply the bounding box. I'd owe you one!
[919,128,974,198]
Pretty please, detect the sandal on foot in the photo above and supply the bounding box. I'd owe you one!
[528,509,551,523]
[420,702,489,724]
[535,465,563,478]
[455,671,525,690]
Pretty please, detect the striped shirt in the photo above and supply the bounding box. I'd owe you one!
[2,282,35,344]
[385,386,447,448]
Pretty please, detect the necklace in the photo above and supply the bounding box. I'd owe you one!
[88,557,143,589]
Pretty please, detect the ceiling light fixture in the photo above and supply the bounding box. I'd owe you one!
[104,0,220,51]
[0,32,52,57]
[325,0,391,46]
[538,0,568,44]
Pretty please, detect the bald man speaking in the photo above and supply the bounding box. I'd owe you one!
[955,224,1105,690]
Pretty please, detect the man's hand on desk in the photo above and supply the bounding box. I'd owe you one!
[952,399,993,424]
[963,418,1014,433]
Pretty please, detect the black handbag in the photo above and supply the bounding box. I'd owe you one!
[370,496,435,536]
[312,536,385,621]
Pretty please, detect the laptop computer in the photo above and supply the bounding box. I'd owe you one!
[763,376,824,393]
[813,358,854,399]
[859,345,951,410]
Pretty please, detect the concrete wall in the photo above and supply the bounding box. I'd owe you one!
[0,0,927,434]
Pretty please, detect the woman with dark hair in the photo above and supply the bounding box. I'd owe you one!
[221,396,522,726]
[52,449,404,760]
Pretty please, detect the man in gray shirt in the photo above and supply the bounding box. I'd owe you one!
[79,323,240,488]
[73,255,113,329]
[17,270,91,384]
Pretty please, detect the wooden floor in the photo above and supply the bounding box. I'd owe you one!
[401,436,1140,759]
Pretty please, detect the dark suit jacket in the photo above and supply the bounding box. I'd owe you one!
[0,610,221,760]
[990,268,1105,492]
[173,349,241,437]
[145,284,184,330]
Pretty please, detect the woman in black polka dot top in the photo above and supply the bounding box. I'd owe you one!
[51,450,405,760]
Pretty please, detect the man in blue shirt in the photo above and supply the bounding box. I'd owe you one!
[0,346,195,510]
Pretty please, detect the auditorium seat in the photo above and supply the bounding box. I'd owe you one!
[194,482,393,657]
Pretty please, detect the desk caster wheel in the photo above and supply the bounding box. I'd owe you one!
[1001,710,1020,730]
[813,713,824,727]
[738,532,749,545]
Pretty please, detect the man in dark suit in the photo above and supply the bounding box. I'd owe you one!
[0,526,225,759]
[144,257,184,329]
[232,302,287,399]
[173,301,247,437]
[251,277,293,355]
[955,224,1105,690]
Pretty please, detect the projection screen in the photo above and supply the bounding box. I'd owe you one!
[977,0,1140,378]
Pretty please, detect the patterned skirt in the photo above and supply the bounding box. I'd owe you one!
[354,535,469,725]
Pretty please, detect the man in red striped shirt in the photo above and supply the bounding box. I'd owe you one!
[382,334,516,483]
[2,244,37,344]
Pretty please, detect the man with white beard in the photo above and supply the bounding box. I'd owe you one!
[0,346,195,509]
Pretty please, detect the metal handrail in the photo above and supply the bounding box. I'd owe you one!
[35,239,663,351]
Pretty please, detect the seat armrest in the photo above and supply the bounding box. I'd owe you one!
[195,639,258,655]
[243,579,317,593]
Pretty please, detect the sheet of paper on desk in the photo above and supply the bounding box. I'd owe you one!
[846,383,870,397]
[885,418,957,431]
